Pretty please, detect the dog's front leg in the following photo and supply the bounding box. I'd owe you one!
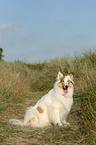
[52,109,62,126]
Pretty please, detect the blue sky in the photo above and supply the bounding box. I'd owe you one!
[0,0,96,63]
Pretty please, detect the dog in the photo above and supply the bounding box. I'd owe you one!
[9,72,74,127]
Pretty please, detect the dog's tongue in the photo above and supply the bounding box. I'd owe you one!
[65,89,68,94]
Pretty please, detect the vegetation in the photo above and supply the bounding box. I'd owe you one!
[0,50,96,144]
[0,48,4,60]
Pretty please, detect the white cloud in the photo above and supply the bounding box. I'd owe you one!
[0,24,18,31]
[53,18,64,23]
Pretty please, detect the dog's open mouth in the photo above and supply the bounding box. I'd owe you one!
[63,85,68,94]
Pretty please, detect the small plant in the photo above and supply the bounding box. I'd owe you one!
[0,48,4,60]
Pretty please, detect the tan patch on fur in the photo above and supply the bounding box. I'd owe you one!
[60,76,65,83]
[69,74,73,80]
[58,83,63,89]
[29,117,36,124]
[36,106,44,113]
[58,77,65,89]
[68,80,73,88]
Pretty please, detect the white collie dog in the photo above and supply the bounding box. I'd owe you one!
[9,72,74,127]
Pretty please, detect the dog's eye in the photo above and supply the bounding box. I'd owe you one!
[68,80,72,84]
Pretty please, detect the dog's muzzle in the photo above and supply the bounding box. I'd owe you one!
[63,85,68,94]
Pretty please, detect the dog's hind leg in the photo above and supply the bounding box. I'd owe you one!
[24,106,41,127]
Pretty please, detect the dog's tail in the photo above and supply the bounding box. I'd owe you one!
[9,119,25,126]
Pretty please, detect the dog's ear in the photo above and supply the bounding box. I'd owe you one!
[69,74,73,80]
[57,71,63,80]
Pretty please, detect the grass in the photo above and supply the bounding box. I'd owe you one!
[0,50,96,144]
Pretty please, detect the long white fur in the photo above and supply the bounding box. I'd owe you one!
[9,72,74,127]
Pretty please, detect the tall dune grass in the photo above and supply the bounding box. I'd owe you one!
[0,61,31,98]
[0,50,96,144]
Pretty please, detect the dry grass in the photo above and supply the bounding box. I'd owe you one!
[0,50,96,144]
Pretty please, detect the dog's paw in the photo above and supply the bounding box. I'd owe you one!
[62,120,70,126]
[58,122,63,126]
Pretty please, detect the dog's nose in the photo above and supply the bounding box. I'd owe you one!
[63,85,68,90]
[65,85,68,90]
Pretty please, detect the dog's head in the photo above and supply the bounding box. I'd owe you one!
[57,72,74,94]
